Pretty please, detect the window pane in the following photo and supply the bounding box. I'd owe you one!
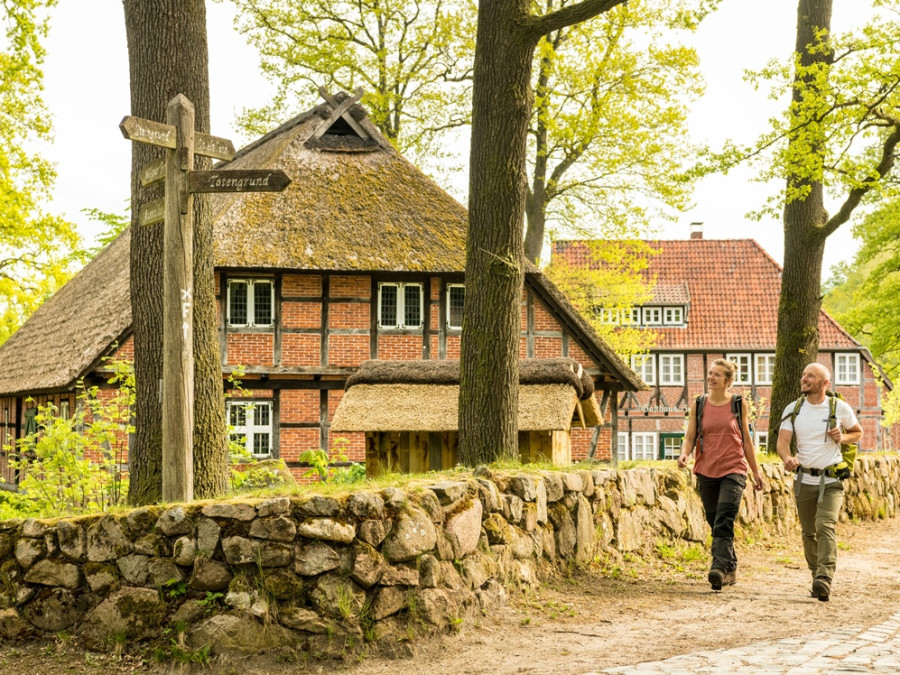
[380,285,398,327]
[617,433,628,461]
[448,285,465,328]
[404,285,422,328]
[253,282,273,326]
[229,405,245,427]
[229,282,248,325]
[253,433,271,456]
[254,403,270,426]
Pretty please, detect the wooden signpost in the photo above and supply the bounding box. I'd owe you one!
[120,94,291,503]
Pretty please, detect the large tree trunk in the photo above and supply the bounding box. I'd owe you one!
[460,1,536,465]
[124,0,228,503]
[768,0,832,444]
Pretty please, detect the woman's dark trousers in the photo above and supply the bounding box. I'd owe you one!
[696,473,746,573]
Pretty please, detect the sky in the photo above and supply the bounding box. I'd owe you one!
[39,0,867,279]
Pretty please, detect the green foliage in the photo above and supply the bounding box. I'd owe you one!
[222,0,475,169]
[0,0,84,345]
[824,198,900,424]
[695,3,900,220]
[81,207,130,257]
[7,359,133,516]
[544,239,657,357]
[299,437,367,484]
[529,0,706,251]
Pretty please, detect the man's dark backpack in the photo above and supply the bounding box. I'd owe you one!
[781,390,858,479]
[690,394,743,455]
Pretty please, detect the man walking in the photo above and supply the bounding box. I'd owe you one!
[777,363,862,602]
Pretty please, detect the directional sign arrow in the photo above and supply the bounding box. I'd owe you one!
[187,169,292,194]
[120,116,235,160]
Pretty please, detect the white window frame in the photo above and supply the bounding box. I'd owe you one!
[642,307,662,325]
[659,354,684,385]
[621,307,640,325]
[835,353,860,385]
[661,435,683,460]
[446,284,465,330]
[755,353,776,385]
[756,430,769,453]
[227,279,274,328]
[228,401,273,458]
[727,353,752,385]
[378,282,423,330]
[59,400,70,420]
[598,308,619,325]
[632,432,657,461]
[616,432,628,462]
[630,354,656,385]
[663,307,684,325]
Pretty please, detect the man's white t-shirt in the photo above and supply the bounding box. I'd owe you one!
[780,397,859,486]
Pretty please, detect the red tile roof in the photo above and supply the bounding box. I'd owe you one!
[553,239,860,351]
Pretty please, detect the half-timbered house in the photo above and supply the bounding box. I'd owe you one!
[0,94,642,487]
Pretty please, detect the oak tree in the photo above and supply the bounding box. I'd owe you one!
[459,0,632,465]
[123,0,228,503]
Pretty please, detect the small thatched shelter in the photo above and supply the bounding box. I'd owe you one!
[331,358,602,474]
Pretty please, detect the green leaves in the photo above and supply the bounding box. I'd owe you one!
[1,0,83,345]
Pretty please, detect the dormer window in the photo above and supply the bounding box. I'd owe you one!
[663,307,684,325]
[642,307,662,325]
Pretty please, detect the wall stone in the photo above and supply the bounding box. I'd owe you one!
[1,456,899,656]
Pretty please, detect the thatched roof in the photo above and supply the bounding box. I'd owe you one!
[0,229,132,396]
[209,95,468,272]
[0,96,641,397]
[331,382,602,432]
[346,358,596,400]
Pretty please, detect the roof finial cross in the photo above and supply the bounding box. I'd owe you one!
[315,86,370,140]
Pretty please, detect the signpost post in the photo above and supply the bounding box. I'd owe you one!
[120,93,291,503]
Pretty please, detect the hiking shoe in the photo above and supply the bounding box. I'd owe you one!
[708,569,724,591]
[812,576,831,602]
[723,570,737,586]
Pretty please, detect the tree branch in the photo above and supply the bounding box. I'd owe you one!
[522,0,628,42]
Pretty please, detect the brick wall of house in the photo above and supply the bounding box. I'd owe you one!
[226,333,274,366]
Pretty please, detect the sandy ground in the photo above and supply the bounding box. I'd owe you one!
[2,515,898,675]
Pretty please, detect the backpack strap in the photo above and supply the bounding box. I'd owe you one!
[779,395,806,456]
[694,394,706,454]
[731,394,744,442]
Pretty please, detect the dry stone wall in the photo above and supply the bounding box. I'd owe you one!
[0,456,898,656]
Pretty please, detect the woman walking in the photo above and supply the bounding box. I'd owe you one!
[677,358,763,590]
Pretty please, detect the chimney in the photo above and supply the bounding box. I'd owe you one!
[689,222,703,240]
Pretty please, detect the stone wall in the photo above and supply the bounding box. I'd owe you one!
[1,456,898,656]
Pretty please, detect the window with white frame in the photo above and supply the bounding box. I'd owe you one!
[632,432,657,461]
[642,307,662,325]
[659,354,684,385]
[621,307,640,325]
[59,400,70,420]
[727,353,752,385]
[598,308,619,325]
[663,307,684,325]
[446,284,465,330]
[630,354,656,385]
[228,401,273,457]
[661,434,684,460]
[617,432,628,462]
[378,282,423,329]
[835,353,860,384]
[755,353,776,385]
[756,430,769,453]
[227,279,274,327]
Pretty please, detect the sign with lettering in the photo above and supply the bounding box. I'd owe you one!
[139,198,165,226]
[139,158,166,186]
[120,116,235,160]
[187,169,291,194]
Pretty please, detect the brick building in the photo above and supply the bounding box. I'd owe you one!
[553,229,897,462]
[0,95,642,488]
